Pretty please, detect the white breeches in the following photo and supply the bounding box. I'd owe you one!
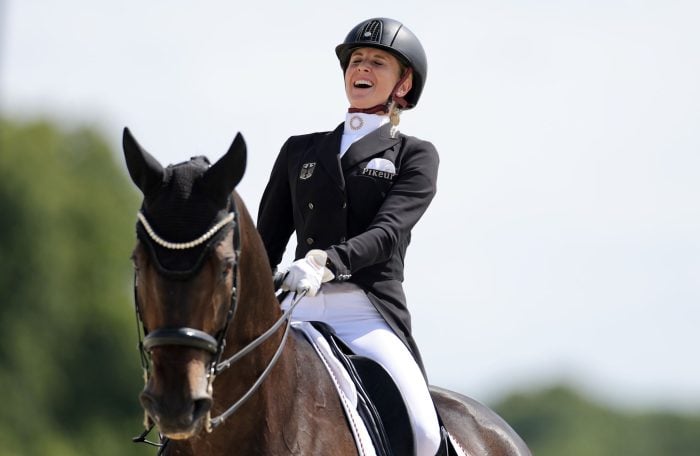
[282,282,441,456]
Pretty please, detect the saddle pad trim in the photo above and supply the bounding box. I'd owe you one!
[292,321,376,456]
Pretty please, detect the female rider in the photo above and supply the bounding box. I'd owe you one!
[257,17,442,456]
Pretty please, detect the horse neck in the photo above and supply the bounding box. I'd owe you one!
[228,193,282,342]
[186,196,354,453]
[206,194,300,448]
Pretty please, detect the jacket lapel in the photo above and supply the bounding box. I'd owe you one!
[314,123,345,190]
[341,123,400,172]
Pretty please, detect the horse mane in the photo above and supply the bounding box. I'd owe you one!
[231,191,280,321]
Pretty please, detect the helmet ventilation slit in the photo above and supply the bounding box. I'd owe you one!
[356,20,382,43]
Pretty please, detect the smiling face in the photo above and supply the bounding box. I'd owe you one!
[344,47,412,112]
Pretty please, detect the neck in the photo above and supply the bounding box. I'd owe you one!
[348,104,388,114]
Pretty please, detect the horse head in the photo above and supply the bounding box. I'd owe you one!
[123,127,246,439]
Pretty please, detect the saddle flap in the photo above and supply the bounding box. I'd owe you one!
[310,321,414,456]
[349,355,414,456]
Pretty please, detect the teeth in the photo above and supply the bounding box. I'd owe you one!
[354,80,374,88]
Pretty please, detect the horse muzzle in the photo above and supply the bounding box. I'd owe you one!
[140,388,213,439]
[139,346,214,439]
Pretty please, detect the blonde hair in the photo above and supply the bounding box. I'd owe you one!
[388,101,402,138]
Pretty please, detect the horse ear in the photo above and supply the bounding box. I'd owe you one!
[122,127,164,195]
[201,132,247,199]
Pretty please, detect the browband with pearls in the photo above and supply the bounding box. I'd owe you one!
[137,211,235,250]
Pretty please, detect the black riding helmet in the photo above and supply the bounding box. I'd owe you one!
[335,17,427,109]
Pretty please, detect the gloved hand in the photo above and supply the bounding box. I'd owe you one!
[281,249,335,297]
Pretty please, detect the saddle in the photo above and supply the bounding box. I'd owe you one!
[307,322,457,456]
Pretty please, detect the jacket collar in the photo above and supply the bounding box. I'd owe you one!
[341,123,401,172]
[315,123,345,190]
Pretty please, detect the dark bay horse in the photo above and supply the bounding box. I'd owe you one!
[123,128,531,456]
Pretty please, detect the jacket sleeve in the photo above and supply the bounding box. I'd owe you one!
[257,138,295,272]
[325,138,439,277]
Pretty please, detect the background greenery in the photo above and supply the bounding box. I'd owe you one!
[0,117,697,455]
[0,118,151,455]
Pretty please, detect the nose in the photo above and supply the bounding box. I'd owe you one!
[140,390,213,438]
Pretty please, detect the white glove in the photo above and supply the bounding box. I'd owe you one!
[281,249,335,297]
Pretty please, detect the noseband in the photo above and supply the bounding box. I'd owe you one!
[132,199,305,451]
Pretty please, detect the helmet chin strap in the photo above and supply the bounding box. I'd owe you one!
[347,104,387,115]
[348,67,412,114]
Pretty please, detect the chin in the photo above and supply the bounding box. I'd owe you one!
[163,430,198,440]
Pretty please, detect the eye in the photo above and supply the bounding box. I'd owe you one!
[221,259,234,280]
[130,251,143,273]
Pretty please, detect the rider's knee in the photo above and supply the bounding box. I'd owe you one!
[413,419,442,456]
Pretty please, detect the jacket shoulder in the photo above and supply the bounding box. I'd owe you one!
[396,132,439,166]
[398,132,437,151]
[284,128,337,149]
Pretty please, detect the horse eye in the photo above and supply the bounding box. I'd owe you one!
[221,259,234,278]
[131,245,148,272]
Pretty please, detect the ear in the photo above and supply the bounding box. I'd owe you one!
[123,127,164,196]
[201,133,247,201]
[398,72,413,97]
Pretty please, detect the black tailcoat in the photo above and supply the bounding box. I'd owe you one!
[257,122,439,373]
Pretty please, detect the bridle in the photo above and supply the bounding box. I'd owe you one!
[132,197,305,451]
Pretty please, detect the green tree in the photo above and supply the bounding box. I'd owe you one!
[495,384,700,456]
[0,118,151,455]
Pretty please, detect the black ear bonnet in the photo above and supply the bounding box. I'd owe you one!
[136,157,236,277]
[122,128,247,278]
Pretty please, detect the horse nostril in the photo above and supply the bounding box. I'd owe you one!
[192,397,212,422]
[140,392,155,410]
[139,391,160,421]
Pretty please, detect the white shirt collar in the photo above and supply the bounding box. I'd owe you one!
[343,112,389,136]
[339,113,390,158]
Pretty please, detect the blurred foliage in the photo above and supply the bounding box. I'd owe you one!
[0,117,151,455]
[1,116,698,455]
[495,384,700,456]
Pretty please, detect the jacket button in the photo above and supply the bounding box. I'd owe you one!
[342,202,347,209]
[306,237,314,245]
[308,202,314,209]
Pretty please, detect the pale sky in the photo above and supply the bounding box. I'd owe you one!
[2,0,699,410]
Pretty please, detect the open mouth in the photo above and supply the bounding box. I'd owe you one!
[353,79,374,89]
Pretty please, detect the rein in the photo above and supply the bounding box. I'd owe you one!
[132,201,305,451]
